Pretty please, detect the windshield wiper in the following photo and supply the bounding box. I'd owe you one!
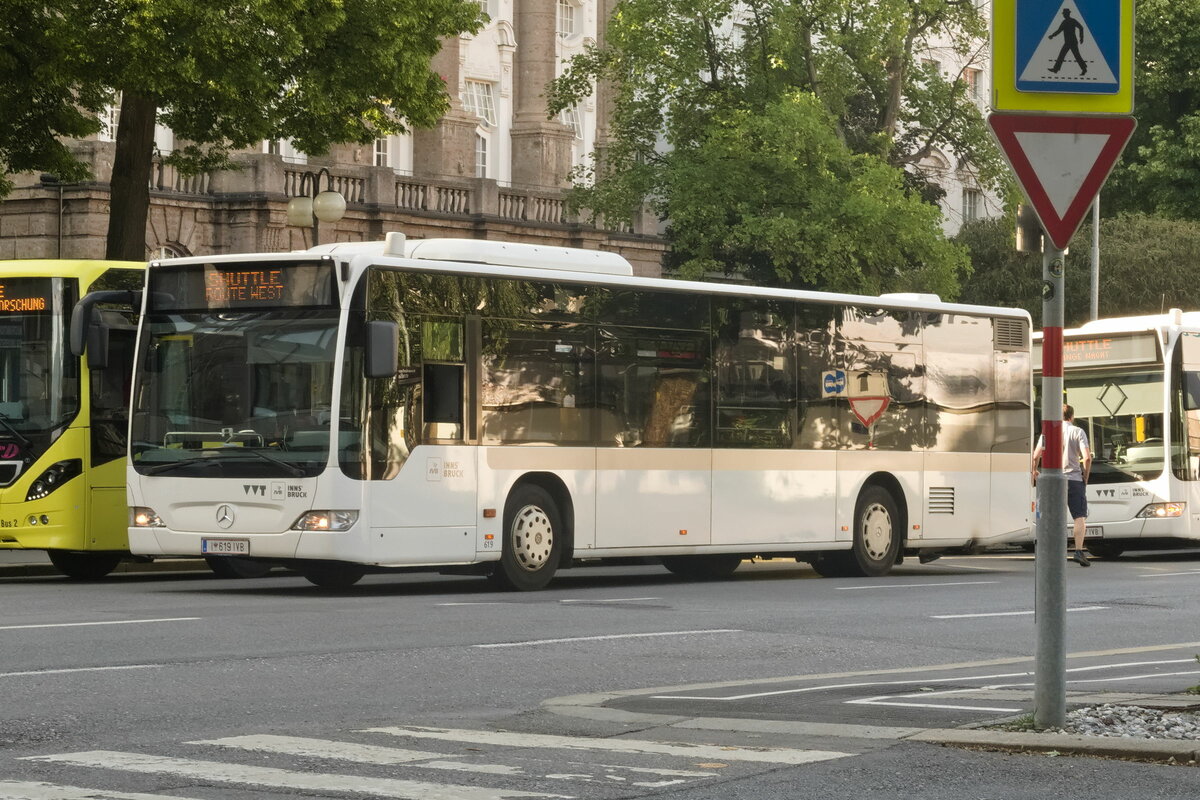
[0,414,31,448]
[143,446,306,477]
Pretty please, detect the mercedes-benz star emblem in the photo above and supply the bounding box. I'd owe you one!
[216,504,235,529]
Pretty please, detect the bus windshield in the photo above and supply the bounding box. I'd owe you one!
[0,277,79,435]
[130,308,339,478]
[1064,370,1165,484]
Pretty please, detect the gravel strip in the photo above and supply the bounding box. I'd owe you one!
[1057,704,1200,740]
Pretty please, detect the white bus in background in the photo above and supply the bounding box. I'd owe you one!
[1034,310,1200,558]
[76,234,1033,589]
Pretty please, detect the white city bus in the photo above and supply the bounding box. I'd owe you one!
[79,234,1033,588]
[1034,310,1200,558]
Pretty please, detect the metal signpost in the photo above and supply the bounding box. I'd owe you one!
[989,0,1135,728]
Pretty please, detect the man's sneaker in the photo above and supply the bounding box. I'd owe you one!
[1073,549,1091,567]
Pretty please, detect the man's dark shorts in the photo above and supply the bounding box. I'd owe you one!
[1068,480,1088,519]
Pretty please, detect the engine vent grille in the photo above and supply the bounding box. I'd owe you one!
[928,486,955,515]
[994,318,1029,351]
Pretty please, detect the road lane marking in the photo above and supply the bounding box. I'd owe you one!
[365,726,850,765]
[474,630,740,649]
[21,752,567,800]
[1138,570,1200,577]
[195,734,522,775]
[437,603,510,606]
[836,581,998,591]
[931,606,1107,619]
[0,781,205,800]
[0,618,199,631]
[0,665,159,679]
[559,597,661,603]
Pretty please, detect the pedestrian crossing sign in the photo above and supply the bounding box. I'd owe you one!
[992,0,1133,114]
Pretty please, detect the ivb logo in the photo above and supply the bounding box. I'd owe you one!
[243,484,266,497]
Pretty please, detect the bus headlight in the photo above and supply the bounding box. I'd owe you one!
[1136,502,1185,518]
[131,507,165,527]
[25,459,82,502]
[291,510,359,532]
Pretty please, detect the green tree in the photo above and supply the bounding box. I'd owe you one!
[956,215,1200,326]
[0,0,483,259]
[549,0,1001,292]
[1104,0,1200,219]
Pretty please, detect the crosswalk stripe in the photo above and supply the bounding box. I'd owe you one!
[0,781,204,800]
[193,735,522,775]
[20,752,569,800]
[364,726,851,765]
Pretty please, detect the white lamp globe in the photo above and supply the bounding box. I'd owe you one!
[286,196,314,227]
[313,190,347,223]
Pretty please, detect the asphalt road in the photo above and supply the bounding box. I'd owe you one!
[2,550,1199,798]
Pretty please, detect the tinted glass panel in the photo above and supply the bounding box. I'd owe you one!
[713,298,794,448]
[482,321,595,444]
[597,327,709,447]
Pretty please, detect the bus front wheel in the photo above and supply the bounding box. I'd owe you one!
[491,485,562,591]
[47,550,122,580]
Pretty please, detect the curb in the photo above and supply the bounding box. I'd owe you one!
[909,727,1200,763]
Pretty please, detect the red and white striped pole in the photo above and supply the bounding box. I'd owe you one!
[1035,245,1068,729]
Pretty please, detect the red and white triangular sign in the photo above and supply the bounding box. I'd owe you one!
[988,114,1136,250]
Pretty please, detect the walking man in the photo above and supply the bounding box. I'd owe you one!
[1032,404,1093,566]
[1048,9,1087,75]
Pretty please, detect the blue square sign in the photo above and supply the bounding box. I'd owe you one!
[1016,0,1121,95]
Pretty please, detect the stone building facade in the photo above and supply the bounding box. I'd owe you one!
[0,0,667,276]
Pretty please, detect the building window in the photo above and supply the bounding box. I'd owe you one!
[475,134,488,178]
[963,68,982,101]
[462,80,497,128]
[962,188,982,222]
[374,137,390,167]
[476,0,497,20]
[267,140,282,156]
[922,59,942,77]
[557,0,575,38]
[99,94,121,142]
[559,106,583,139]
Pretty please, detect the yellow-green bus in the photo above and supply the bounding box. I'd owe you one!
[0,260,144,578]
[1,260,270,580]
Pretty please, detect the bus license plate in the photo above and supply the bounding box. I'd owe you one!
[202,538,250,555]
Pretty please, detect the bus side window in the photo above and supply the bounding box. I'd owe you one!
[424,363,463,427]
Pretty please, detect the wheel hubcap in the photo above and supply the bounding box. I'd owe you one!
[861,503,893,561]
[511,504,553,572]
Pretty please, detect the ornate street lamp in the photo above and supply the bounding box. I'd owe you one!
[286,167,346,246]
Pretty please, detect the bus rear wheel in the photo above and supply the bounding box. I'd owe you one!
[850,486,901,577]
[490,485,562,591]
[205,556,272,579]
[47,550,122,580]
[661,554,742,580]
[301,563,366,588]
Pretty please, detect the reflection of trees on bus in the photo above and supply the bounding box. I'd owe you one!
[347,269,1029,464]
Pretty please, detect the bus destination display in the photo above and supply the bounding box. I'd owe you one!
[150,262,335,311]
[0,278,54,314]
[1035,333,1159,369]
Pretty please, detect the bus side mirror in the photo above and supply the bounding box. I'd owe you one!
[86,323,110,370]
[365,320,399,378]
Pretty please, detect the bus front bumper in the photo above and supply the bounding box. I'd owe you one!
[128,526,371,563]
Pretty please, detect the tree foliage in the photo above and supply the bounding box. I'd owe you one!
[549,0,1003,293]
[955,215,1200,327]
[0,0,483,257]
[1104,0,1200,219]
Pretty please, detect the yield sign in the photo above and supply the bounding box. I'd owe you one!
[988,113,1135,249]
